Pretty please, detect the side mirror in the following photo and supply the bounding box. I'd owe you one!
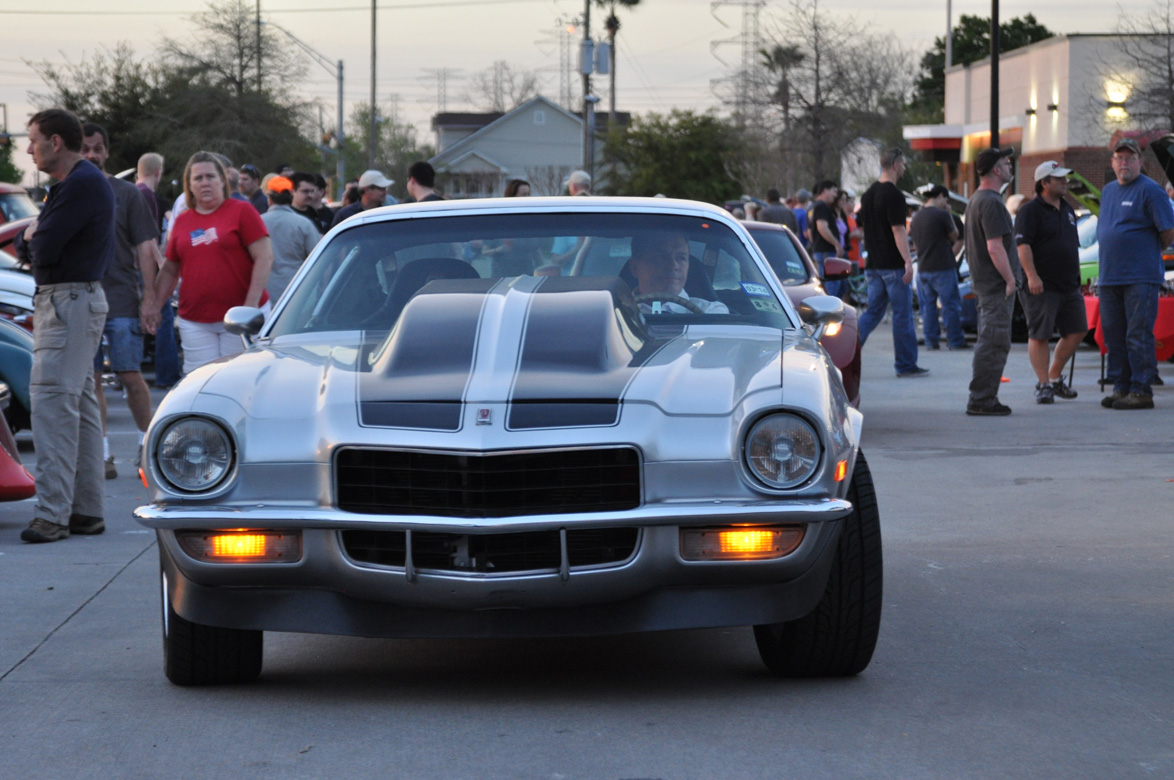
[797,295,846,341]
[224,306,265,340]
[822,257,854,280]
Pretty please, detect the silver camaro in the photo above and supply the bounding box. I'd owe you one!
[135,197,881,685]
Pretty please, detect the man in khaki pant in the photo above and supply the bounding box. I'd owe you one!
[13,108,114,543]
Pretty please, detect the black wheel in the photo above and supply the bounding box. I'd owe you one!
[162,568,262,686]
[754,451,882,677]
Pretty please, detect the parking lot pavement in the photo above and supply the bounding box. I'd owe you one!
[1,353,1172,780]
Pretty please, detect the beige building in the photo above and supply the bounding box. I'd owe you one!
[904,34,1171,197]
[430,96,627,198]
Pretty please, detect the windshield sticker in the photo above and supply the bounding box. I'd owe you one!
[750,298,783,314]
[741,282,771,297]
[786,261,804,274]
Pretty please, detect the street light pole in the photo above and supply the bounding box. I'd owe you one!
[990,0,1000,149]
[259,20,346,186]
[582,0,592,177]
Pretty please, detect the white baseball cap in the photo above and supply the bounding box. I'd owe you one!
[358,169,394,189]
[1034,160,1072,182]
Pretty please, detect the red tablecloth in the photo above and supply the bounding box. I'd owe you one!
[1084,295,1174,361]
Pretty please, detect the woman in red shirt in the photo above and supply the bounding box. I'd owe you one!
[156,152,274,375]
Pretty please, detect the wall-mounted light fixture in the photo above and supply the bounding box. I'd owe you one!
[1047,103,1059,112]
[1025,107,1037,116]
[1106,101,1127,110]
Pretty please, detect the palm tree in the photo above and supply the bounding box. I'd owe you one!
[596,0,640,121]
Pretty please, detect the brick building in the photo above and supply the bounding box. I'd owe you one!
[903,34,1172,198]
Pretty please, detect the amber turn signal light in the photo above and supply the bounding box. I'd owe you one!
[680,525,805,561]
[176,530,302,563]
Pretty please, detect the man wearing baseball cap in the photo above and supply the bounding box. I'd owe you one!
[330,169,393,228]
[964,146,1019,415]
[1095,137,1174,409]
[262,175,320,301]
[1013,161,1086,404]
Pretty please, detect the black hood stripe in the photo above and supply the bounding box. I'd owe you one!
[506,278,672,430]
[358,279,501,430]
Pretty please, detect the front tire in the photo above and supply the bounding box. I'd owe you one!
[162,568,263,686]
[754,451,882,677]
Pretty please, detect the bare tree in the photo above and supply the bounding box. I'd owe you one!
[1095,0,1174,134]
[526,165,574,196]
[464,61,544,113]
[761,0,914,186]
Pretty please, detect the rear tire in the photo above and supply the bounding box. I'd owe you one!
[754,452,882,677]
[162,569,262,686]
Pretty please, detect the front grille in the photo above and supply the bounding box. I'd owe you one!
[342,527,640,573]
[335,447,641,518]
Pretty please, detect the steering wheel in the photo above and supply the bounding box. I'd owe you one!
[635,292,707,314]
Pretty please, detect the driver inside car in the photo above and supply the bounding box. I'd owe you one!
[629,232,729,314]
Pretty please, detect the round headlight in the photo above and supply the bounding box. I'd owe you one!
[744,414,821,489]
[156,418,235,492]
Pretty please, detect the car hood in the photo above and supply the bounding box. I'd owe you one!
[181,276,838,436]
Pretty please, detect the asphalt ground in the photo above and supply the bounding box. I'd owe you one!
[0,333,1171,780]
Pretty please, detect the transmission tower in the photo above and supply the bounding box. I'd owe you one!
[710,0,768,127]
[419,67,462,115]
[536,17,581,111]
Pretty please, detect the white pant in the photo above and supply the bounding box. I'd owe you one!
[177,303,270,375]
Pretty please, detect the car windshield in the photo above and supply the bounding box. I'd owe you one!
[267,212,792,338]
[1077,214,1098,249]
[0,192,39,223]
[746,228,812,285]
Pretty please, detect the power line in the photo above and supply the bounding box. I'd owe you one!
[0,0,545,15]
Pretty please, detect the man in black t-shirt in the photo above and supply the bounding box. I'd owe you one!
[910,184,967,351]
[808,180,843,297]
[1014,161,1087,404]
[857,147,927,377]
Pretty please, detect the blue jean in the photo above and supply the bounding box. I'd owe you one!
[1099,283,1159,395]
[813,252,844,299]
[917,269,966,348]
[154,300,181,387]
[858,268,919,374]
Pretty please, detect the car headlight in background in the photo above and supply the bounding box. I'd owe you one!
[744,414,821,489]
[156,417,235,492]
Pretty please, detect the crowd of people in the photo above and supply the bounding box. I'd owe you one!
[736,140,1172,416]
[10,105,1170,544]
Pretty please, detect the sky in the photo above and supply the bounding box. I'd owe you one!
[0,0,1160,184]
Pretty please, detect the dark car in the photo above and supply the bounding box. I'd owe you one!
[743,221,862,406]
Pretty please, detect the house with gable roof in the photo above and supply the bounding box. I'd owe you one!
[429,95,627,198]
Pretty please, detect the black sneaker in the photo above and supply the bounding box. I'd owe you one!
[897,367,931,378]
[947,342,973,350]
[1112,392,1154,410]
[1050,377,1078,400]
[1154,373,1164,386]
[1101,392,1125,408]
[21,518,69,543]
[105,456,117,480]
[68,514,105,535]
[966,400,1012,416]
[924,343,941,350]
[1035,382,1055,404]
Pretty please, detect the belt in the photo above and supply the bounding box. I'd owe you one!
[34,281,101,295]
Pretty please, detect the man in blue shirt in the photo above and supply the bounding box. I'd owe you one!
[13,108,113,542]
[1096,138,1174,410]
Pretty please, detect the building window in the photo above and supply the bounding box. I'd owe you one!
[534,110,546,126]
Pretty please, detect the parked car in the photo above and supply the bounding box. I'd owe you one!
[0,316,33,431]
[0,216,35,262]
[0,380,35,500]
[743,220,862,406]
[135,196,880,685]
[0,183,39,226]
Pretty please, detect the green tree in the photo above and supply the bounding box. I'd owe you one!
[911,14,1053,118]
[30,1,319,180]
[601,109,740,204]
[0,139,21,184]
[344,101,435,201]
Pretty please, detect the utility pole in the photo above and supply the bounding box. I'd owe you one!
[369,0,377,169]
[255,0,263,91]
[581,0,592,176]
[946,0,953,68]
[259,20,346,187]
[990,0,999,149]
